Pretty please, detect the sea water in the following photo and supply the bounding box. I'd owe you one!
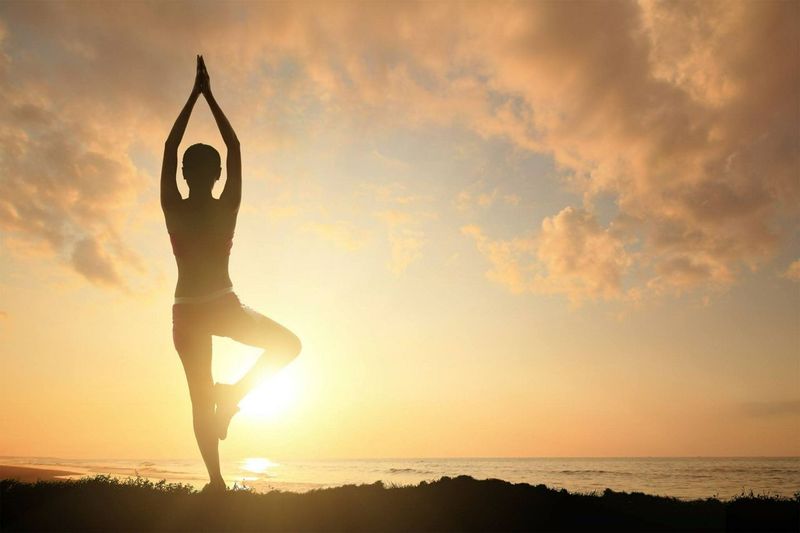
[3,456,798,500]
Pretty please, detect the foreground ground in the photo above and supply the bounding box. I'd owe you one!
[1,474,797,531]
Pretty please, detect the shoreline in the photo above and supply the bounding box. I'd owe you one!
[0,465,83,483]
[2,458,799,499]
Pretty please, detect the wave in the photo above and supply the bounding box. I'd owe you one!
[386,468,435,475]
[558,470,633,476]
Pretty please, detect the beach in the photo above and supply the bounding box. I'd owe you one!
[2,456,798,499]
[0,465,82,483]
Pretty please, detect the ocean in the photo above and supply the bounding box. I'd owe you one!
[2,456,798,500]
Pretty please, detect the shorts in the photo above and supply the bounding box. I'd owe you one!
[172,291,274,359]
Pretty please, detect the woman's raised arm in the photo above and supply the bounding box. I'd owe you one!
[161,57,203,210]
[199,56,241,209]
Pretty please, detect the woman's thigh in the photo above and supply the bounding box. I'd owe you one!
[211,295,298,353]
[173,305,213,400]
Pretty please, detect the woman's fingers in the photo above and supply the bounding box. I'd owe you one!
[195,55,209,94]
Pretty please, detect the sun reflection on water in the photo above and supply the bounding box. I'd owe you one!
[241,457,279,474]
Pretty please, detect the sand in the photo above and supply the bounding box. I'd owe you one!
[0,465,82,482]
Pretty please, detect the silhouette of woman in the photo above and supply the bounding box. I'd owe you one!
[162,56,301,492]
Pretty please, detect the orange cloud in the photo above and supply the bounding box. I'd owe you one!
[376,210,426,275]
[302,221,368,252]
[739,400,800,418]
[1,1,795,299]
[460,225,537,295]
[462,207,632,303]
[783,260,800,282]
[450,2,797,300]
[0,74,141,286]
[537,208,632,302]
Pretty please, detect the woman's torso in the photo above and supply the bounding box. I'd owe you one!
[164,198,238,298]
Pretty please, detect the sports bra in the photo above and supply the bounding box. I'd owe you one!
[169,232,233,258]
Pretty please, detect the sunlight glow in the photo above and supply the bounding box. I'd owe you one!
[238,360,301,419]
[241,457,278,474]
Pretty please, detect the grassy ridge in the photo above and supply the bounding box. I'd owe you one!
[1,475,797,531]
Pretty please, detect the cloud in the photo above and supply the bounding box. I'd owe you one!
[302,221,368,251]
[360,182,431,275]
[70,237,123,286]
[376,210,426,275]
[739,400,800,418]
[267,0,797,299]
[359,182,425,206]
[0,2,305,286]
[0,1,796,299]
[782,260,800,282]
[537,208,632,302]
[455,179,522,212]
[0,79,141,287]
[453,1,797,301]
[463,207,632,303]
[0,5,158,287]
[461,225,536,294]
[455,187,498,211]
[298,181,429,274]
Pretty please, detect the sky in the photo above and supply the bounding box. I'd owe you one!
[0,1,798,460]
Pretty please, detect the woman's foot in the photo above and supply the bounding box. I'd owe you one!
[214,383,240,440]
[200,479,227,494]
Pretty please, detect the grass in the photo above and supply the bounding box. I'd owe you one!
[1,474,797,531]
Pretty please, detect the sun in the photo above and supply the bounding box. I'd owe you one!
[238,359,301,419]
[212,336,306,420]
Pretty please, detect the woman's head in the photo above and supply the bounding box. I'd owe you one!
[182,143,221,192]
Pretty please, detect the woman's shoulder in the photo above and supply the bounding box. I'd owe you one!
[163,198,188,225]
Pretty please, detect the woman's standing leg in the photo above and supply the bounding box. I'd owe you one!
[174,306,224,487]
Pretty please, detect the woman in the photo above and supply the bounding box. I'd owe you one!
[162,56,301,492]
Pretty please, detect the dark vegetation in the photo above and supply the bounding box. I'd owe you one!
[1,475,797,531]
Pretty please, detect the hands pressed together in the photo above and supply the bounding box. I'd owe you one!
[187,54,238,149]
[193,54,211,97]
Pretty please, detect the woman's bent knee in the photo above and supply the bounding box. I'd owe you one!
[270,326,301,358]
[287,332,302,358]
